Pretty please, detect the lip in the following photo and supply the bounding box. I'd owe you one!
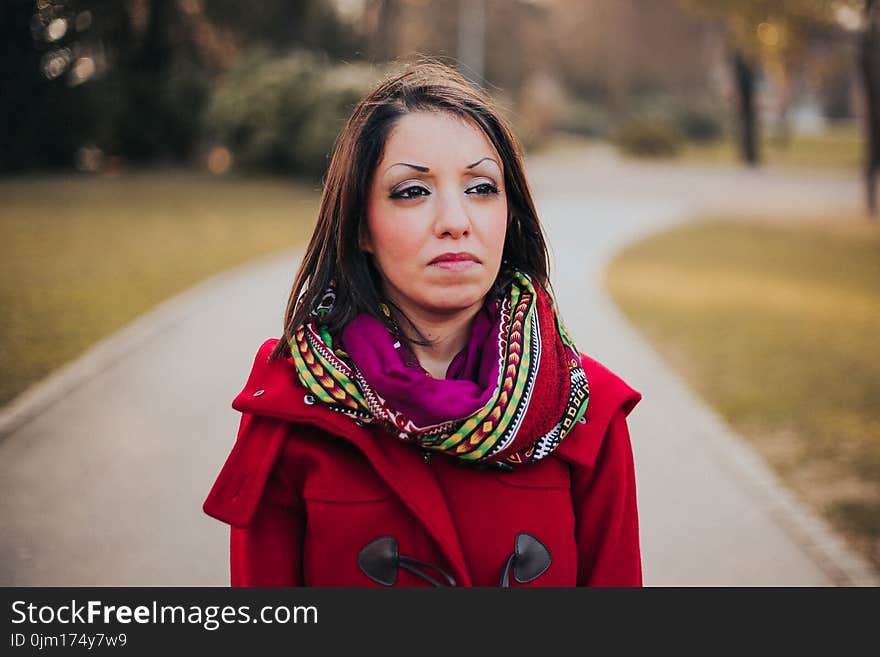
[428,252,480,265]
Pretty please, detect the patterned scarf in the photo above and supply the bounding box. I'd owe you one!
[290,270,589,465]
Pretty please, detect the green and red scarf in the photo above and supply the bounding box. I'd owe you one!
[290,270,589,465]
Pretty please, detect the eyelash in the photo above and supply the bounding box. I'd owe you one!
[390,182,499,200]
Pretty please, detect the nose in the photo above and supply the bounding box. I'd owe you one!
[433,187,471,239]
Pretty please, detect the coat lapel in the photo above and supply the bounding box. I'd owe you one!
[220,338,473,585]
[227,347,471,585]
[295,411,473,587]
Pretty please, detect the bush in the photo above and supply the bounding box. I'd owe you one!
[625,90,726,145]
[555,98,612,138]
[611,115,684,157]
[674,108,724,143]
[204,49,383,179]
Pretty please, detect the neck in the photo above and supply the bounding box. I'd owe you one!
[395,300,483,380]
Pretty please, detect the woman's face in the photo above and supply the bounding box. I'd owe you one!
[362,111,508,321]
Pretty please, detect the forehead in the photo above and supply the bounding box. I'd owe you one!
[379,111,499,169]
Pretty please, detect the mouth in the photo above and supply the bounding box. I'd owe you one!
[428,252,481,271]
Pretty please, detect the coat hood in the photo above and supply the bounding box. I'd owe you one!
[231,338,641,467]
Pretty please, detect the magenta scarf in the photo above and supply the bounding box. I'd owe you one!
[290,270,589,465]
[341,298,502,427]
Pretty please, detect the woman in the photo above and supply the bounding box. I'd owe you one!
[203,59,643,587]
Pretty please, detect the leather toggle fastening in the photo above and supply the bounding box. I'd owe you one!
[499,532,552,587]
[357,536,457,587]
[357,532,552,587]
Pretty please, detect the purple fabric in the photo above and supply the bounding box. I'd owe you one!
[341,299,503,428]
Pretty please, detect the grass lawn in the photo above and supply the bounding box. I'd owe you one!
[0,171,320,407]
[540,123,864,172]
[677,123,864,171]
[606,215,880,568]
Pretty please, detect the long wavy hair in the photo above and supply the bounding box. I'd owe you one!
[270,57,553,360]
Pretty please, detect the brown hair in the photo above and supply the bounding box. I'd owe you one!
[270,56,552,359]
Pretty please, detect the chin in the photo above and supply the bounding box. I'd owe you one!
[419,281,491,313]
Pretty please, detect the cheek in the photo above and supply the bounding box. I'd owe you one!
[479,209,509,262]
[369,213,423,269]
[493,217,508,252]
[380,235,422,268]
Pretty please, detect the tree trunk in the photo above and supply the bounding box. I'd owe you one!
[372,0,401,62]
[732,48,760,166]
[457,0,485,86]
[119,0,185,163]
[860,0,880,218]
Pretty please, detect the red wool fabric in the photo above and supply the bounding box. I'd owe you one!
[203,338,643,587]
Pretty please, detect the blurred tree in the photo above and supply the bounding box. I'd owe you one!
[679,0,843,164]
[0,0,49,170]
[202,0,363,58]
[359,1,553,96]
[0,0,364,172]
[545,1,716,113]
[357,0,559,144]
[204,49,381,179]
[117,0,193,161]
[861,0,879,215]
[684,1,858,144]
[731,47,759,164]
[457,0,485,86]
[0,0,111,171]
[683,0,878,216]
[368,0,403,62]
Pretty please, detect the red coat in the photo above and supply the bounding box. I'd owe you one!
[203,338,643,587]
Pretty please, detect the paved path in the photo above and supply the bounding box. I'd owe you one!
[1,146,877,585]
[527,146,876,586]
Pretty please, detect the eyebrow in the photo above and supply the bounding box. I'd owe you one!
[386,157,501,174]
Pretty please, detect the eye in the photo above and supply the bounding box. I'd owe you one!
[390,185,430,200]
[467,182,500,196]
